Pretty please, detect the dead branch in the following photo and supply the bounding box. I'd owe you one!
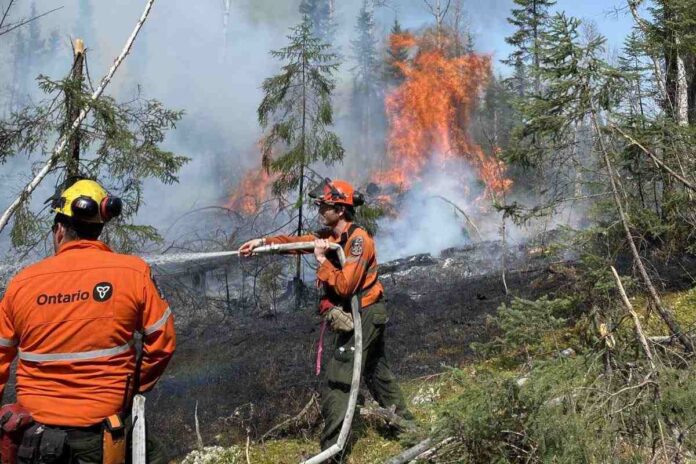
[386,437,455,464]
[610,266,656,370]
[429,195,482,241]
[386,438,433,464]
[0,5,63,37]
[0,0,156,236]
[245,432,251,464]
[260,393,318,441]
[194,400,204,449]
[359,404,414,432]
[648,336,675,344]
[591,105,693,352]
[610,125,696,193]
[0,0,15,31]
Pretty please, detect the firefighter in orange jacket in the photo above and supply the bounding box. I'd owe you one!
[239,178,412,457]
[0,179,175,464]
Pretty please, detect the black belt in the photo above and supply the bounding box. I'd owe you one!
[48,422,102,439]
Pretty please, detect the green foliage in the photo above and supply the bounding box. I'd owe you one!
[298,0,336,43]
[349,1,386,172]
[258,15,344,207]
[354,202,385,237]
[384,18,409,85]
[10,204,50,250]
[0,71,187,254]
[474,297,575,363]
[436,356,616,463]
[503,0,556,95]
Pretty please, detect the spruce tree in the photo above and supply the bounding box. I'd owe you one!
[503,0,556,94]
[299,0,335,44]
[384,18,409,86]
[257,15,344,283]
[350,1,383,167]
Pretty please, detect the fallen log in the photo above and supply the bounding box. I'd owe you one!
[386,437,456,464]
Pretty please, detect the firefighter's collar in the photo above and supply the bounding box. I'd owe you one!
[57,239,112,255]
[337,221,354,243]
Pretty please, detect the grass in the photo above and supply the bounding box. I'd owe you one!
[179,285,696,463]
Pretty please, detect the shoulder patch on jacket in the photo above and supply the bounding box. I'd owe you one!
[350,236,364,256]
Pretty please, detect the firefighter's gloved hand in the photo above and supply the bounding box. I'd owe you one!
[238,238,264,257]
[326,306,354,332]
[314,239,330,263]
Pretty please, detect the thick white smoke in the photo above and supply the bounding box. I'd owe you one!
[375,157,484,262]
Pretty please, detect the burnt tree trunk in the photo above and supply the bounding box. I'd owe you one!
[66,38,85,182]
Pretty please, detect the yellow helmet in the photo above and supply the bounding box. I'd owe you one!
[51,179,122,224]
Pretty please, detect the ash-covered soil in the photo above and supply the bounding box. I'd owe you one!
[149,238,576,457]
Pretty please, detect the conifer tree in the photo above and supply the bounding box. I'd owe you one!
[257,15,344,282]
[384,18,409,86]
[350,1,383,167]
[299,0,335,44]
[0,74,186,253]
[503,0,556,93]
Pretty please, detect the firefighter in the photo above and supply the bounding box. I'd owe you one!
[239,178,413,458]
[0,179,175,464]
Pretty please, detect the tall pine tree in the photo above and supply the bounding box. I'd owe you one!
[350,1,383,167]
[384,18,409,86]
[258,15,344,284]
[299,0,335,44]
[503,0,556,94]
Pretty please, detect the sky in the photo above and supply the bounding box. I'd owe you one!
[0,0,642,255]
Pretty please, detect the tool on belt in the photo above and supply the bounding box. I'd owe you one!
[102,415,126,464]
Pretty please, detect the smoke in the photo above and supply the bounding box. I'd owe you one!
[0,0,630,262]
[375,157,483,262]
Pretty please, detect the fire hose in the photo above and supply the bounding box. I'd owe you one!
[142,242,362,464]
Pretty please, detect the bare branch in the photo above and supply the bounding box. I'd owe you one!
[0,0,15,31]
[610,124,696,193]
[0,6,63,37]
[610,266,656,370]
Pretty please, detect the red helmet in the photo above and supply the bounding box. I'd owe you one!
[309,178,364,207]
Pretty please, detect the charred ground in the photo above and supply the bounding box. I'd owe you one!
[150,236,578,457]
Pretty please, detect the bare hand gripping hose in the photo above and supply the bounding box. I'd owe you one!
[145,243,363,464]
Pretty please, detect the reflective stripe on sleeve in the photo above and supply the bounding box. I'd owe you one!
[18,340,134,363]
[143,307,172,336]
[0,337,17,348]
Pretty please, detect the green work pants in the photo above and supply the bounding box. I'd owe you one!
[36,421,166,464]
[320,301,411,454]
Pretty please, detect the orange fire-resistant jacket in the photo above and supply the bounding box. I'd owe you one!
[0,240,176,427]
[266,222,383,308]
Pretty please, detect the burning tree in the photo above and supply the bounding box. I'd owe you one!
[257,14,344,281]
[375,30,511,200]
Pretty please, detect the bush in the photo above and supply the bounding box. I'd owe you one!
[473,297,577,364]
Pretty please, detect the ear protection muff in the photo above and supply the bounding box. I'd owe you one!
[100,196,123,221]
[352,191,365,207]
[71,196,99,220]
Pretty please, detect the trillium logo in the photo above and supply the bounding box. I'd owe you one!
[93,282,113,302]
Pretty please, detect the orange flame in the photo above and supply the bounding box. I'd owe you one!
[376,32,512,199]
[226,168,272,215]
